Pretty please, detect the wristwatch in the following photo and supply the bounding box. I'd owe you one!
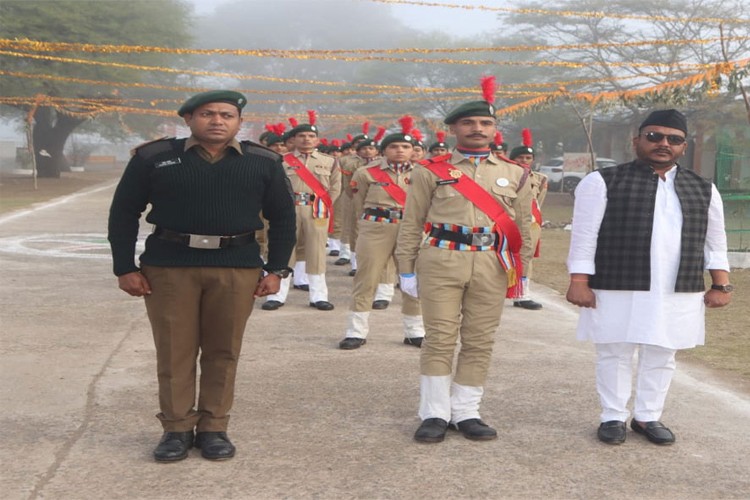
[710,283,735,293]
[268,268,292,279]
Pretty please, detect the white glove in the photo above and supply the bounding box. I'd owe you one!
[400,273,419,298]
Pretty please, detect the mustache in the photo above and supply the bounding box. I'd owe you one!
[467,133,487,138]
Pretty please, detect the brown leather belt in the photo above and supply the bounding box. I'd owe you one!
[153,227,255,249]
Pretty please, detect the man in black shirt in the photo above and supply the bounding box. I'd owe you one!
[108,90,296,462]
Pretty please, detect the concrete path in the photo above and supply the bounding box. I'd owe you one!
[1,181,748,499]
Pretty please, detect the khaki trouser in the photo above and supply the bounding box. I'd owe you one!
[142,265,261,432]
[416,246,508,386]
[527,222,542,279]
[352,219,420,315]
[288,205,328,274]
[331,191,353,240]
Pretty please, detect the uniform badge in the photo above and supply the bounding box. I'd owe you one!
[496,177,509,187]
[449,169,463,179]
[154,158,182,168]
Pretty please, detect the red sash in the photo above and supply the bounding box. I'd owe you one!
[367,165,407,207]
[531,198,542,257]
[420,155,524,297]
[284,153,334,232]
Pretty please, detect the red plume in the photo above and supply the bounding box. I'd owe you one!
[346,133,353,142]
[398,115,414,135]
[320,138,329,146]
[275,123,286,136]
[481,75,497,104]
[373,126,386,143]
[289,117,298,128]
[332,139,341,147]
[307,109,317,126]
[362,121,370,136]
[436,131,446,143]
[494,131,503,145]
[265,123,275,133]
[411,128,423,142]
[522,128,533,147]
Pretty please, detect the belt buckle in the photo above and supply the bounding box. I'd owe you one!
[188,234,222,249]
[471,232,495,247]
[389,210,402,219]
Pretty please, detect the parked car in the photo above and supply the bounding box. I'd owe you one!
[537,157,619,193]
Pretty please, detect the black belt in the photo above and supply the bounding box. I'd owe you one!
[364,207,403,219]
[428,227,497,247]
[153,227,255,249]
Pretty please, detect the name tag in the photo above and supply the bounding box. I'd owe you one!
[372,181,390,186]
[436,179,458,185]
[155,158,182,168]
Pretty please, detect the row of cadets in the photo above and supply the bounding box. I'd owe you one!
[262,110,342,311]
[508,129,549,310]
[339,115,426,350]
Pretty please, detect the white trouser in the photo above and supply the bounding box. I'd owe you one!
[344,311,370,339]
[307,273,329,303]
[339,243,352,260]
[595,342,677,423]
[418,375,452,422]
[374,283,395,302]
[450,382,483,424]
[293,261,309,286]
[402,315,425,339]
[350,252,357,270]
[265,275,291,303]
[515,277,531,301]
[327,238,341,253]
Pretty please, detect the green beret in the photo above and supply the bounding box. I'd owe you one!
[490,142,508,152]
[443,100,496,125]
[509,145,533,160]
[266,133,284,146]
[379,133,413,152]
[177,90,246,117]
[356,138,378,150]
[290,124,319,137]
[341,142,352,150]
[428,141,448,152]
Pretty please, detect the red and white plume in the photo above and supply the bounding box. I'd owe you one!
[307,109,317,126]
[320,138,329,146]
[288,117,299,128]
[436,131,446,143]
[481,75,497,104]
[494,131,503,145]
[398,115,414,135]
[522,128,533,147]
[411,128,423,143]
[373,126,386,143]
[362,121,370,136]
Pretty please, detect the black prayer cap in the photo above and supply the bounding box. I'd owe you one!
[639,109,688,135]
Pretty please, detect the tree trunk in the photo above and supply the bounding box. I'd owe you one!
[32,107,86,178]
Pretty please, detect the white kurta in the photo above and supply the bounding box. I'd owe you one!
[567,167,729,350]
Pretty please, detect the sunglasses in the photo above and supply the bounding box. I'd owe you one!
[641,131,686,146]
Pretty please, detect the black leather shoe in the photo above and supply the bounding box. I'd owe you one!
[631,420,675,445]
[194,431,236,460]
[339,337,366,350]
[513,300,543,310]
[334,258,350,266]
[403,337,423,348]
[597,420,626,444]
[153,430,193,462]
[309,301,334,311]
[262,300,284,311]
[452,419,497,441]
[348,270,357,277]
[372,300,390,310]
[414,418,449,443]
[329,250,340,256]
[293,284,310,291]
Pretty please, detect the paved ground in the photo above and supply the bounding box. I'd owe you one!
[1,180,749,500]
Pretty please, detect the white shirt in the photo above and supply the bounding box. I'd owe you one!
[567,166,729,349]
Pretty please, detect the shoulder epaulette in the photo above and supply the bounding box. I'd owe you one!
[240,140,282,162]
[131,136,176,158]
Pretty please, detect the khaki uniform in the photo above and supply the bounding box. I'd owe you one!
[339,154,371,252]
[349,159,420,316]
[396,150,533,391]
[284,150,340,274]
[527,170,548,280]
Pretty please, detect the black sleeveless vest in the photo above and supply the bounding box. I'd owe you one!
[589,160,712,293]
